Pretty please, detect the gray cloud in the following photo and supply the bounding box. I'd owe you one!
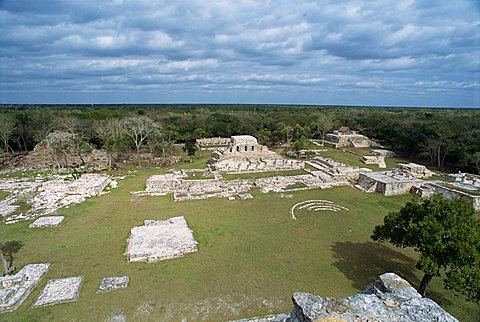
[0,0,479,107]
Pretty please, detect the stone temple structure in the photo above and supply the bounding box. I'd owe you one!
[324,127,375,148]
[208,135,303,173]
[235,273,458,322]
[355,163,432,196]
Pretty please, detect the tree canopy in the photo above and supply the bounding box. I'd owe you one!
[372,194,480,302]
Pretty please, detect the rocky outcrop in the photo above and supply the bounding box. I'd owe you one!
[237,273,458,322]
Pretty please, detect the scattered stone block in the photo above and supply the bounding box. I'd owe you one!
[125,216,198,263]
[238,193,253,200]
[0,263,50,312]
[29,216,64,228]
[34,276,83,307]
[228,196,235,201]
[97,276,129,293]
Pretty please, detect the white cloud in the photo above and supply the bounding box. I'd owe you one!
[0,0,478,106]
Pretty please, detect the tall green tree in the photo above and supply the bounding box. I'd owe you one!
[183,139,197,162]
[372,195,480,302]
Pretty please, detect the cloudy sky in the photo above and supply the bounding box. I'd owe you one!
[0,0,479,107]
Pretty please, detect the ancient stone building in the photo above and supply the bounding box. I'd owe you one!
[355,163,431,196]
[208,135,303,172]
[324,127,375,148]
[413,172,480,211]
[195,137,230,149]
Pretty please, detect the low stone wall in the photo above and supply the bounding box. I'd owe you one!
[423,182,480,211]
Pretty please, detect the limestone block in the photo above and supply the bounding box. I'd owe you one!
[97,276,129,293]
[29,216,64,228]
[34,276,83,307]
[0,263,50,312]
[125,216,198,263]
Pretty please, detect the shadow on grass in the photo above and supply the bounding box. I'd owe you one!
[331,241,452,307]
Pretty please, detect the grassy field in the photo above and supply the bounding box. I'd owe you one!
[0,190,9,200]
[0,154,478,321]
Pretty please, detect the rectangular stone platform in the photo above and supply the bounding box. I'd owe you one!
[34,276,83,307]
[0,263,50,313]
[29,216,64,228]
[125,216,198,263]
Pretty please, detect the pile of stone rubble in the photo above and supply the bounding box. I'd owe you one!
[0,173,117,224]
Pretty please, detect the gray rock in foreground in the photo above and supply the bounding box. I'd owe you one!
[238,273,458,322]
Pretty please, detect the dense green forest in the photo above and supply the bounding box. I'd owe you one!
[0,104,479,173]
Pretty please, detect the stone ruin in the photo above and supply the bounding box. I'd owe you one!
[0,173,116,224]
[0,263,50,313]
[133,168,348,201]
[324,127,376,148]
[20,130,108,170]
[125,216,198,263]
[307,157,371,181]
[235,273,457,322]
[208,135,304,173]
[290,200,349,220]
[396,163,433,179]
[196,137,231,150]
[34,276,83,307]
[29,216,64,228]
[413,172,480,211]
[97,276,129,293]
[355,163,432,196]
[372,149,396,157]
[356,171,421,196]
[362,155,386,168]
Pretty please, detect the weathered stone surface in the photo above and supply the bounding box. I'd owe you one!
[33,276,83,306]
[97,276,129,293]
[125,216,198,263]
[371,149,396,157]
[324,127,377,148]
[307,157,371,181]
[238,273,457,322]
[362,156,386,169]
[238,193,254,200]
[34,276,83,307]
[208,135,304,173]
[29,216,64,228]
[231,313,290,322]
[0,173,116,224]
[395,163,433,179]
[20,131,108,169]
[289,273,457,322]
[133,171,344,202]
[290,200,349,220]
[0,263,50,313]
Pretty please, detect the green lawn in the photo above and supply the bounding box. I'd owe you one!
[0,190,9,201]
[0,167,478,321]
